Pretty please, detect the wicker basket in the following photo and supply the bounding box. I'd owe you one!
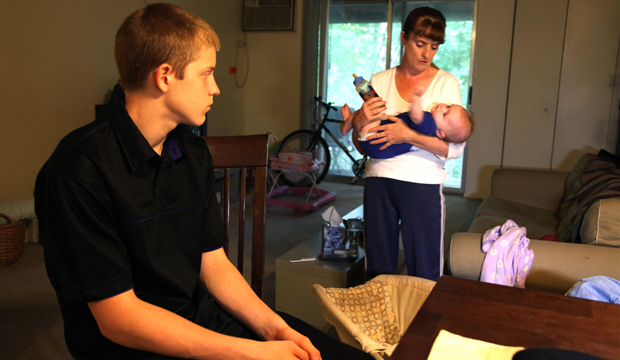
[0,213,27,266]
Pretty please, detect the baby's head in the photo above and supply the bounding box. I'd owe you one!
[430,103,473,143]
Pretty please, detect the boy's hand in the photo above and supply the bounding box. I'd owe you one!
[260,326,321,360]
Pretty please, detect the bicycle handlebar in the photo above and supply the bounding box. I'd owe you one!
[313,96,339,112]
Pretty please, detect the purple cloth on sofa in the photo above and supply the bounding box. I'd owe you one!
[480,220,535,288]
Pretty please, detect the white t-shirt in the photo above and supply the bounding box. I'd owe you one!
[365,67,464,184]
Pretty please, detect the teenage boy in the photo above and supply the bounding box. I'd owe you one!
[35,4,372,360]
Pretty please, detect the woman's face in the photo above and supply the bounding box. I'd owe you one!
[401,32,440,73]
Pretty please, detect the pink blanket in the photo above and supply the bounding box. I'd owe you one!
[481,220,535,288]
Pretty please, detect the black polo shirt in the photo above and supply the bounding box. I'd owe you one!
[35,85,227,359]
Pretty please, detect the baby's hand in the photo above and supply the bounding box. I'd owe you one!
[411,82,426,98]
[358,120,381,141]
[408,93,424,125]
[408,91,423,103]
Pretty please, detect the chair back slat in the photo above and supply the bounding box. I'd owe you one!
[237,167,247,273]
[222,168,231,255]
[202,135,269,299]
[251,166,267,296]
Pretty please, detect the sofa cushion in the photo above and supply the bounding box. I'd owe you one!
[580,198,620,247]
[468,196,557,239]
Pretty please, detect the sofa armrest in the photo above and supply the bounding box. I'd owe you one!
[491,168,569,210]
[448,232,620,294]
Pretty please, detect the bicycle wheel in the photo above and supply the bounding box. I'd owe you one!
[277,130,330,186]
[352,156,368,179]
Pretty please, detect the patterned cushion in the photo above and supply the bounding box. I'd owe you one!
[323,279,400,347]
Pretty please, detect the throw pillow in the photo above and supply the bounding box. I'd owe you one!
[580,198,620,247]
[569,152,620,243]
[556,154,589,242]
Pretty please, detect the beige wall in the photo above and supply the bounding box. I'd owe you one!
[0,0,303,200]
[242,1,304,142]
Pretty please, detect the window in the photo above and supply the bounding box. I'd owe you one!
[311,0,475,190]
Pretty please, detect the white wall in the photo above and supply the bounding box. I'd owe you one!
[464,0,514,199]
[464,0,620,198]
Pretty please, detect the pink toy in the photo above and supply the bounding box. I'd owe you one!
[267,153,336,212]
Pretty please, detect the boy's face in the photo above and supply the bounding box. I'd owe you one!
[430,103,466,139]
[166,46,219,127]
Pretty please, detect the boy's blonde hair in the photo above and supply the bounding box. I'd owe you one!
[115,3,220,91]
[444,106,474,144]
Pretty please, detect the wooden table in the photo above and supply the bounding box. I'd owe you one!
[391,276,620,360]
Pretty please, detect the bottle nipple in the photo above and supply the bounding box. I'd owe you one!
[352,73,357,79]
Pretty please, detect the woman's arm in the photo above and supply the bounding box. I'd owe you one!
[366,116,450,158]
[366,70,466,159]
[351,97,386,133]
[347,96,388,154]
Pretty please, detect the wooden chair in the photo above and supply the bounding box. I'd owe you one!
[202,134,269,300]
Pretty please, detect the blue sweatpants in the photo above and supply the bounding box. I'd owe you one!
[364,177,444,281]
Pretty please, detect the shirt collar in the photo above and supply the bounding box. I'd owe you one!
[104,84,185,172]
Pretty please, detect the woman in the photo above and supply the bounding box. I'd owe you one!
[348,7,464,281]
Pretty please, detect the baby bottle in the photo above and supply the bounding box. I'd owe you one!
[352,73,387,120]
[352,73,379,102]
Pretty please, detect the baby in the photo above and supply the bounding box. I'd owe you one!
[340,94,473,159]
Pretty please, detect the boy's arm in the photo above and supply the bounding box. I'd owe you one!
[88,248,320,360]
[88,289,263,360]
[200,248,320,359]
[408,94,425,125]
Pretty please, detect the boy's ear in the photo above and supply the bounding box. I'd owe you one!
[436,129,446,139]
[154,63,174,93]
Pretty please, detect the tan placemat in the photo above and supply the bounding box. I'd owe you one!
[427,330,524,360]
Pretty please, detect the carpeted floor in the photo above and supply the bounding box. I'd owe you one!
[0,180,480,360]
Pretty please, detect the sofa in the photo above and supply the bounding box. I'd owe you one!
[448,150,620,294]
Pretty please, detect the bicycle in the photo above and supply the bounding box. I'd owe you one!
[275,96,368,186]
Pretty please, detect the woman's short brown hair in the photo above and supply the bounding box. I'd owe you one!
[402,6,446,44]
[115,3,220,92]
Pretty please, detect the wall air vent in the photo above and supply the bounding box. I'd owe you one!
[243,0,295,31]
